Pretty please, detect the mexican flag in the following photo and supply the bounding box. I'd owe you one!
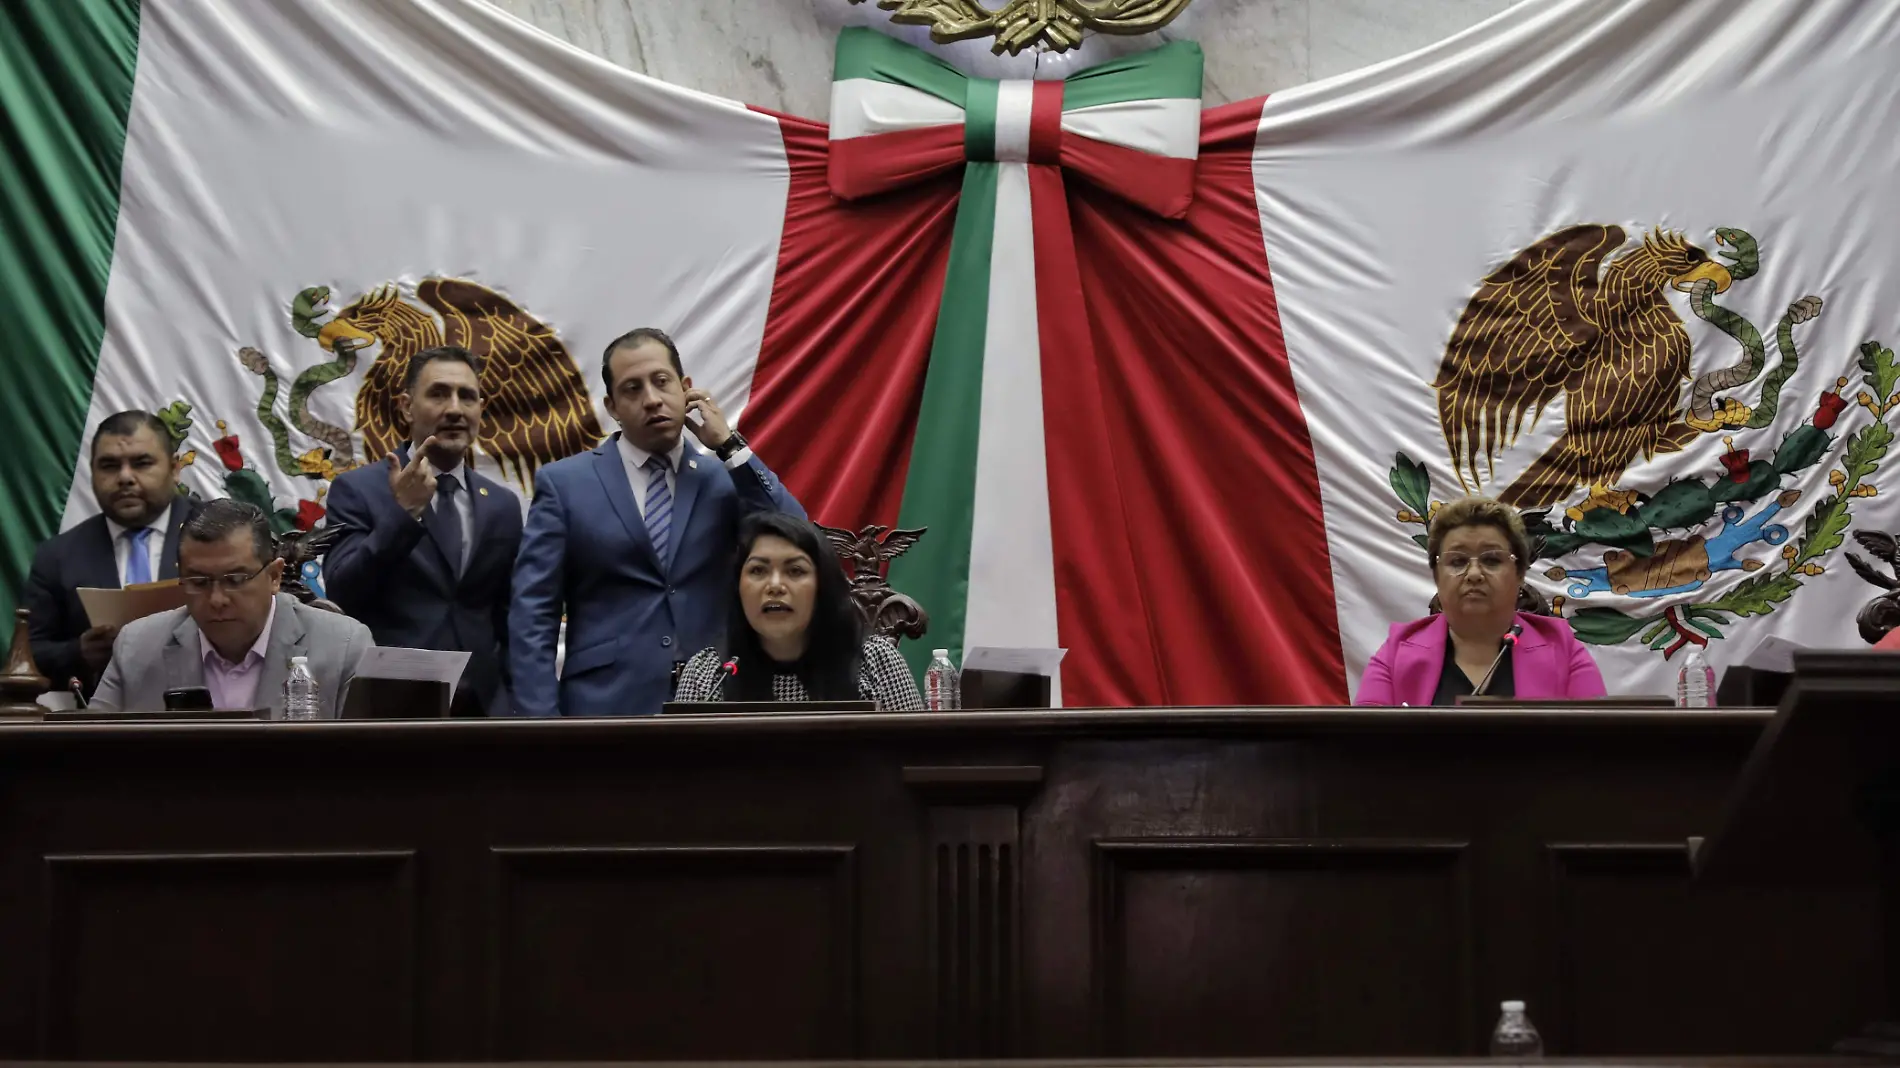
[1249,0,1900,699]
[3,0,798,606]
[7,0,1898,707]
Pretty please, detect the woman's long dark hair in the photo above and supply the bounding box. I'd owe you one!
[720,512,864,702]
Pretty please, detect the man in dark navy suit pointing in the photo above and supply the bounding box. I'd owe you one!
[322,345,522,715]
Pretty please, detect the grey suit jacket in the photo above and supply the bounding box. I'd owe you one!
[92,594,376,718]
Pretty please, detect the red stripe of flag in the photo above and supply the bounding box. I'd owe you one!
[1027,80,1063,164]
[749,107,962,533]
[827,124,967,201]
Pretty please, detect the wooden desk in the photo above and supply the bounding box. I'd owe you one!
[0,708,1883,1062]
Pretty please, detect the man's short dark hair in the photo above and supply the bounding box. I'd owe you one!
[600,328,683,394]
[404,345,482,394]
[92,410,173,459]
[182,499,277,564]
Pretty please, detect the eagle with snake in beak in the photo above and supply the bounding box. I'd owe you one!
[1433,225,1737,509]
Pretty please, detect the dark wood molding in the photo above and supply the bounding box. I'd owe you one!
[902,766,1043,1054]
[1091,838,1473,1056]
[485,845,859,1060]
[41,849,417,1060]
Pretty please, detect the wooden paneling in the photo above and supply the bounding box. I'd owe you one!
[1547,843,1884,1056]
[42,850,415,1061]
[1093,839,1470,1057]
[0,708,1885,1061]
[487,845,858,1060]
[903,764,1044,1056]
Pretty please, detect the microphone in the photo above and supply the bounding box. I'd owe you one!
[1471,623,1523,698]
[711,657,739,700]
[68,677,89,710]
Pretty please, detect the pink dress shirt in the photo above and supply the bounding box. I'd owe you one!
[199,597,277,710]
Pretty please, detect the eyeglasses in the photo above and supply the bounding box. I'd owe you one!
[1437,550,1517,575]
[179,561,272,595]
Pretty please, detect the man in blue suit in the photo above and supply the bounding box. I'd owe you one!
[26,410,201,697]
[322,346,523,716]
[509,327,804,717]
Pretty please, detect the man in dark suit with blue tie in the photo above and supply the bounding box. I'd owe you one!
[322,346,523,716]
[509,327,805,717]
[25,410,200,696]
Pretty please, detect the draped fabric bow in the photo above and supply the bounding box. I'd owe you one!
[824,28,1203,682]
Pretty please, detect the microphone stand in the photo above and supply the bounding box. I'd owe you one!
[1471,624,1523,698]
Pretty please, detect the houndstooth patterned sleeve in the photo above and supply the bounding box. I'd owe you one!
[861,636,925,712]
[672,647,725,702]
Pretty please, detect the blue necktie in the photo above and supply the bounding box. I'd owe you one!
[644,456,672,567]
[124,527,154,585]
[434,473,465,578]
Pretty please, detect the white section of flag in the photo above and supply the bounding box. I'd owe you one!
[963,162,1062,703]
[1060,98,1200,159]
[828,78,964,140]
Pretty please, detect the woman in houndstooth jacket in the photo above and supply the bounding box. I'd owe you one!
[673,512,924,711]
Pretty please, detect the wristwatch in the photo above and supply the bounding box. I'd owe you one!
[714,430,748,462]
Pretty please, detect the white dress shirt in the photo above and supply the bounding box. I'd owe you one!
[616,436,685,520]
[105,502,172,586]
[615,433,752,518]
[429,461,477,572]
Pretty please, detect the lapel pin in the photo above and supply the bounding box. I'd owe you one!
[479,487,489,496]
[688,459,699,470]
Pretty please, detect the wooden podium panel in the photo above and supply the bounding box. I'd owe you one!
[0,707,1884,1061]
[1695,652,1900,885]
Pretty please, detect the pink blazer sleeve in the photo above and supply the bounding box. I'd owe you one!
[1563,631,1608,698]
[1355,630,1399,705]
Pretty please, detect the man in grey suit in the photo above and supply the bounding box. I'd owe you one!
[92,500,374,717]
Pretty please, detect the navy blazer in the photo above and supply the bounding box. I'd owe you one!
[321,449,523,715]
[24,496,198,696]
[508,434,805,717]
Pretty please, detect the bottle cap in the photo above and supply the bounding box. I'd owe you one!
[1501,1000,1525,1012]
[932,648,950,658]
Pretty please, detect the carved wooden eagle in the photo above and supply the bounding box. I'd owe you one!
[1433,226,1733,508]
[328,279,604,491]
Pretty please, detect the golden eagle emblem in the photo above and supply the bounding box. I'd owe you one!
[304,278,604,489]
[1434,225,1734,508]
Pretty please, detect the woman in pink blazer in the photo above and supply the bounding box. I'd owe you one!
[1356,496,1606,706]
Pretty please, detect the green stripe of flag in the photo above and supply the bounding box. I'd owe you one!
[0,0,143,624]
[832,26,967,107]
[887,162,1000,676]
[1061,39,1203,110]
[963,78,999,162]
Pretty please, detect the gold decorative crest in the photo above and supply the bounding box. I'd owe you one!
[848,0,1193,55]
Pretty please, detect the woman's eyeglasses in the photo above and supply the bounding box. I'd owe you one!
[1437,550,1517,575]
[178,561,272,595]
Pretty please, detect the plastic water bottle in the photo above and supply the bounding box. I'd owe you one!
[1490,999,1543,1058]
[1676,647,1715,708]
[924,648,960,711]
[282,656,320,721]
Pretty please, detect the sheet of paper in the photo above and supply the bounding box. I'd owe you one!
[354,646,471,700]
[77,580,188,628]
[1736,634,1806,674]
[961,646,1067,677]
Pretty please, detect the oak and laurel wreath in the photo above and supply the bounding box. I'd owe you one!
[1389,342,1900,660]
